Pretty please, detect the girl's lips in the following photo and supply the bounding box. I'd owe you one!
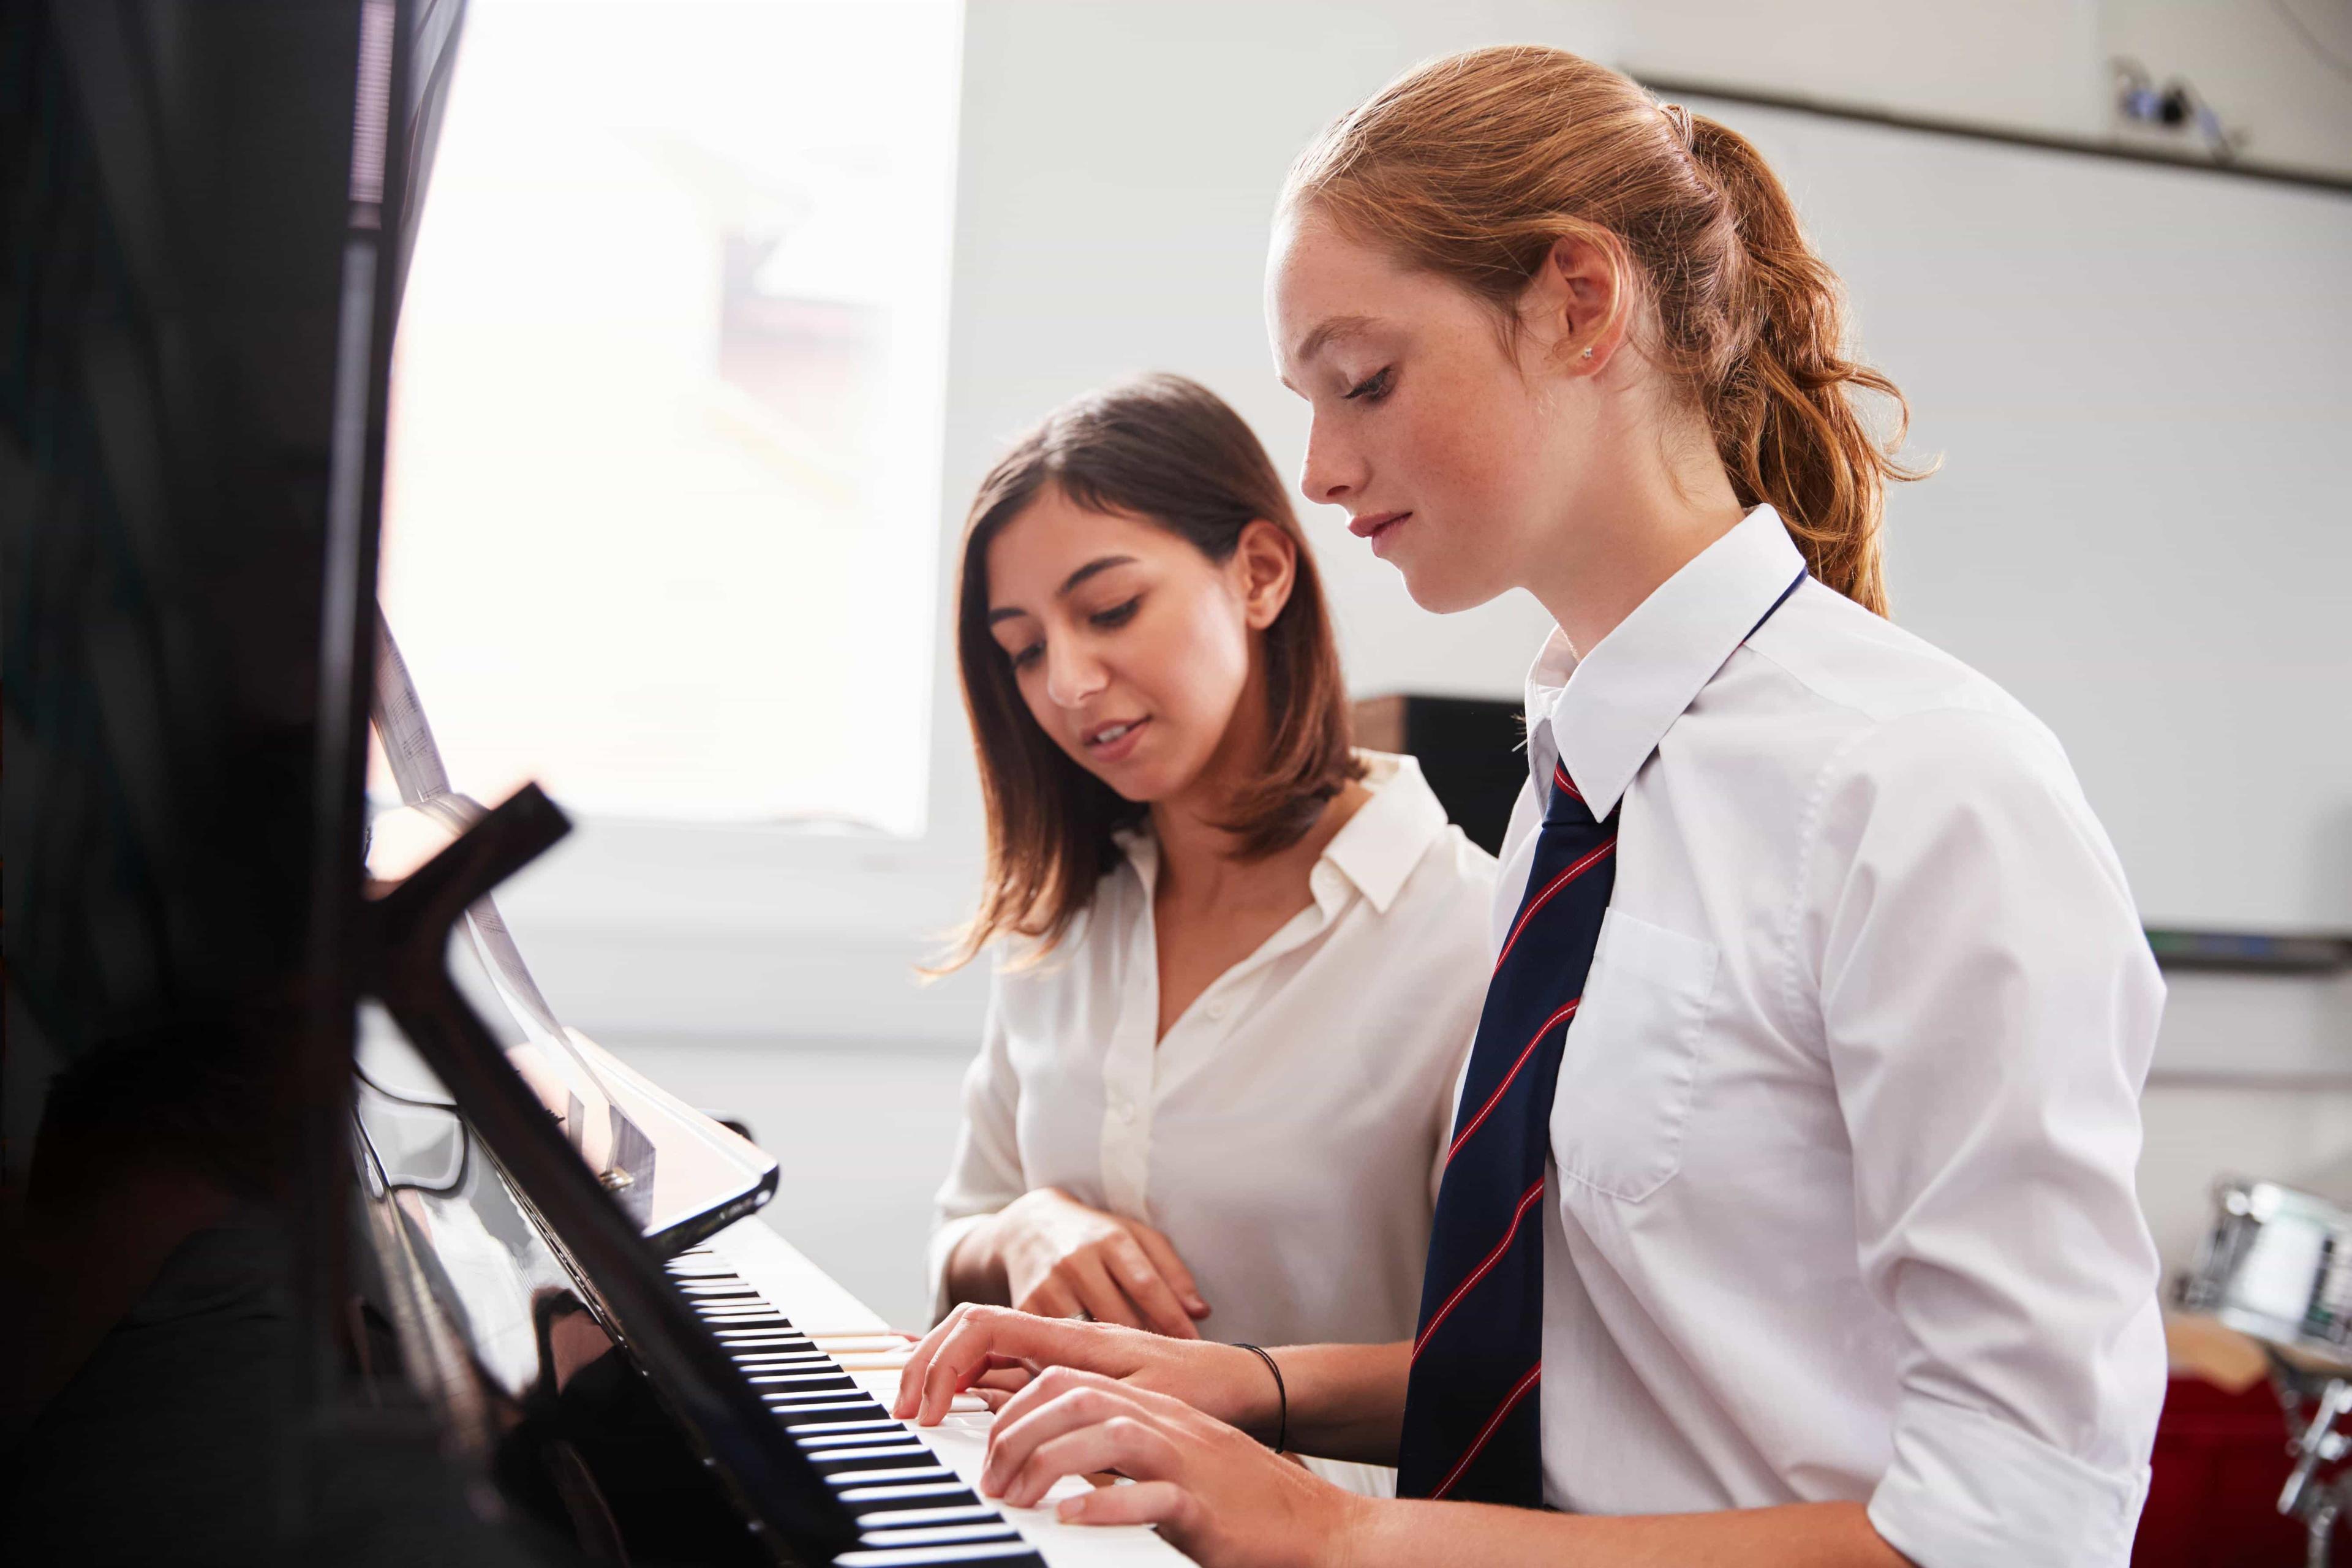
[1350,510,1411,556]
[1084,716,1150,763]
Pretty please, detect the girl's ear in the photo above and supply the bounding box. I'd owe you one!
[1521,230,1630,373]
[1232,519,1298,631]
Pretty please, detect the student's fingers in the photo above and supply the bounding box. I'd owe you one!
[973,1363,1035,1395]
[1061,1253,1145,1330]
[896,1305,1084,1424]
[997,1415,1184,1509]
[1055,1477,1196,1531]
[979,1370,1142,1496]
[1128,1223,1211,1320]
[893,1303,968,1419]
[1102,1232,1200,1339]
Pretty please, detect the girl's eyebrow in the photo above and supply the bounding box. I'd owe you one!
[987,554,1138,624]
[1294,313,1377,364]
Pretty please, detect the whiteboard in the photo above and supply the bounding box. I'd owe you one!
[1683,96,2352,933]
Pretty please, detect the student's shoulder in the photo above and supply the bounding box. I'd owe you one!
[1740,581,2097,837]
[1740,579,2071,772]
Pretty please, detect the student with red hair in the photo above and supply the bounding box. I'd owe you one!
[899,46,2165,1568]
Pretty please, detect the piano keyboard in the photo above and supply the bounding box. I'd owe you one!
[680,1219,1193,1567]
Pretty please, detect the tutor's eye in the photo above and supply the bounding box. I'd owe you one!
[1090,598,1141,630]
[1345,367,1393,402]
[1009,641,1043,669]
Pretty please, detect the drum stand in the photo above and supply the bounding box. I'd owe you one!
[2270,1353,2352,1567]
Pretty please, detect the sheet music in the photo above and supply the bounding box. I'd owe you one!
[372,614,652,1202]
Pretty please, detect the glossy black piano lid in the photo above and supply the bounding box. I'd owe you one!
[3,1,853,1561]
[4,0,470,1558]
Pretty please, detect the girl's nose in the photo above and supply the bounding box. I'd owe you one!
[1300,413,1365,507]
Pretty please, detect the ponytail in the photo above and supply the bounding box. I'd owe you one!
[1680,114,1920,615]
[1285,46,1925,616]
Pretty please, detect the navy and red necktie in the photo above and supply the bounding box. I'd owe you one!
[1395,565,1804,1506]
[1394,758,1616,1505]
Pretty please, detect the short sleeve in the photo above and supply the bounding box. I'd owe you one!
[1801,706,2168,1568]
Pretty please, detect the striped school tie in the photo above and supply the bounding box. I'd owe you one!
[1396,565,1807,1507]
[1393,755,1615,1506]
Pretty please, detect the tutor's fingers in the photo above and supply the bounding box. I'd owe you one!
[1107,1232,1199,1339]
[1066,1253,1145,1330]
[1016,1275,1082,1321]
[1130,1224,1211,1320]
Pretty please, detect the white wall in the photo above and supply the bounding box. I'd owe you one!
[491,0,2352,1292]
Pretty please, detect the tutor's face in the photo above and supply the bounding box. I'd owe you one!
[984,489,1256,804]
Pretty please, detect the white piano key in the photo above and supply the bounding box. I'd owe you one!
[787,1416,906,1435]
[827,1464,954,1487]
[835,1480,973,1503]
[859,1522,1022,1548]
[834,1354,915,1371]
[809,1335,914,1354]
[767,1398,881,1415]
[804,1442,929,1462]
[832,1543,1038,1567]
[797,1427,922,1448]
[852,1504,1001,1528]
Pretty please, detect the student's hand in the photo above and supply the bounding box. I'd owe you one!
[978,1365,1365,1568]
[894,1305,1274,1433]
[990,1187,1210,1338]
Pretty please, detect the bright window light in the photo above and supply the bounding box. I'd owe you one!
[380,0,962,834]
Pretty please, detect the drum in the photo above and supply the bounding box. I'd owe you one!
[2179,1178,2352,1368]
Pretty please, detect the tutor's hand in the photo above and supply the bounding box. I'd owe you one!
[892,1305,1272,1431]
[993,1187,1210,1337]
[981,1367,1365,1568]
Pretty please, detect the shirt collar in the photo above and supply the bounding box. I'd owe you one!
[1525,505,1807,818]
[1115,748,1446,917]
[1321,750,1447,914]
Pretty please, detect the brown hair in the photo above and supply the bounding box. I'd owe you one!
[938,373,1363,971]
[1283,45,1924,614]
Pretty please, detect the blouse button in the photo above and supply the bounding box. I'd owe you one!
[1117,1099,1137,1124]
[1205,1001,1228,1022]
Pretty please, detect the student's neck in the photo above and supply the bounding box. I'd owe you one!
[1526,454,1747,658]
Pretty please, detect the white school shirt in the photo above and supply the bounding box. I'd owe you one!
[1501,505,2167,1567]
[928,751,1498,1348]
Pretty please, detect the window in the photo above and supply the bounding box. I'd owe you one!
[380,0,962,834]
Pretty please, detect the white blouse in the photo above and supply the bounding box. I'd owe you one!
[928,751,1498,1348]
[1507,507,2166,1567]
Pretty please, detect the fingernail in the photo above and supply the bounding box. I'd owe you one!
[1057,1496,1085,1521]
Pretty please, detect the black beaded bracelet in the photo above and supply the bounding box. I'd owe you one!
[1235,1342,1287,1453]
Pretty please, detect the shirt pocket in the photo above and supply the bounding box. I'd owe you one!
[1550,910,1720,1203]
